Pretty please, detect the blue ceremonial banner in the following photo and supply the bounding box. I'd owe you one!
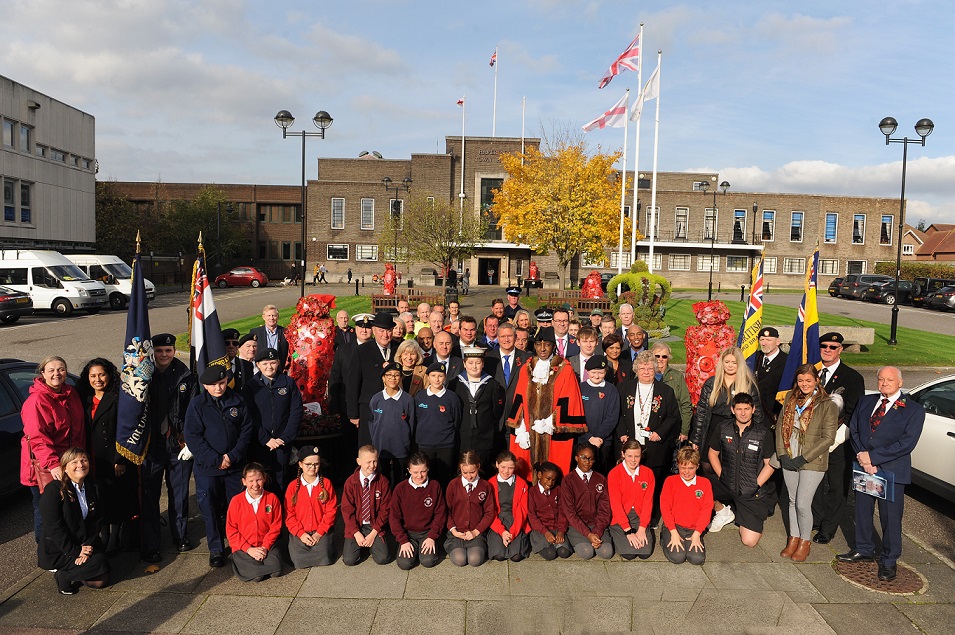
[190,239,228,375]
[777,246,821,399]
[736,259,764,370]
[116,246,154,465]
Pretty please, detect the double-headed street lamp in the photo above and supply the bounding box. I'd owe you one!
[382,176,412,273]
[699,179,730,301]
[879,116,934,346]
[274,109,333,297]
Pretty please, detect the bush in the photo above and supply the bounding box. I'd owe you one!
[874,261,955,280]
[607,262,673,337]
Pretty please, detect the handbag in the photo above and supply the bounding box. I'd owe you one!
[26,436,55,493]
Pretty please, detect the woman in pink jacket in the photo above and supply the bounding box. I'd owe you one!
[21,356,85,541]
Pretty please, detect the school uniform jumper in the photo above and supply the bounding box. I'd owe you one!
[368,388,416,485]
[340,469,392,565]
[560,469,614,560]
[527,483,572,559]
[607,463,656,558]
[390,478,447,569]
[284,475,338,567]
[413,388,463,484]
[660,474,713,565]
[579,380,620,471]
[444,477,495,566]
[226,490,287,581]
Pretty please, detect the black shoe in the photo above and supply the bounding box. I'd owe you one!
[878,563,897,581]
[177,539,195,553]
[837,551,875,563]
[813,532,832,544]
[142,551,162,564]
[54,570,76,595]
[209,552,227,568]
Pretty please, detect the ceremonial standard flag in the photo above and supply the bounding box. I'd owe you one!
[777,246,821,397]
[489,49,497,67]
[736,259,764,370]
[189,239,229,375]
[630,63,660,122]
[116,242,154,465]
[598,34,640,89]
[582,92,629,132]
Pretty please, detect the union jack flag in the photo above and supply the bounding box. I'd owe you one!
[489,49,497,67]
[737,259,764,367]
[598,34,640,89]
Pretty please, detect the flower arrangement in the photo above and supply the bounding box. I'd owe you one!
[286,294,340,437]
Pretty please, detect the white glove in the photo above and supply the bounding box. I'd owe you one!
[531,415,554,436]
[177,446,193,461]
[515,423,531,450]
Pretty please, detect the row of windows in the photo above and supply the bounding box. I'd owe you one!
[324,244,408,262]
[256,241,303,261]
[599,252,865,276]
[330,198,406,231]
[2,178,32,224]
[2,119,93,171]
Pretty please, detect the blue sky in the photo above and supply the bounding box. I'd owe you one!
[3,0,953,224]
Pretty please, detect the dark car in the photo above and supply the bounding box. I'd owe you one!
[862,280,914,305]
[0,360,78,497]
[925,286,955,312]
[0,285,33,324]
[838,273,893,299]
[912,277,955,308]
[214,267,269,289]
[828,277,844,297]
[579,272,616,291]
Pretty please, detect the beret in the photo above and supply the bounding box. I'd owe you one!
[759,327,779,338]
[199,365,228,385]
[585,355,609,371]
[152,333,176,347]
[255,347,280,362]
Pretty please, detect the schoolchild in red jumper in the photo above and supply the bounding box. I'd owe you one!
[607,439,655,560]
[284,446,337,568]
[660,446,713,565]
[444,450,495,566]
[341,445,392,565]
[527,461,572,560]
[390,452,447,570]
[487,450,531,562]
[560,443,614,560]
[226,462,287,582]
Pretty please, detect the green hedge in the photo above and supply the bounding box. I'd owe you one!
[874,261,955,279]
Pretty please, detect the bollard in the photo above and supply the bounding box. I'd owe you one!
[361,276,365,288]
[355,280,359,296]
[718,282,721,294]
[740,285,746,302]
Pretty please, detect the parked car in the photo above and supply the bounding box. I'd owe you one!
[861,280,914,305]
[828,277,844,297]
[925,286,955,312]
[904,374,955,502]
[214,267,269,288]
[838,273,893,299]
[912,277,955,307]
[0,359,78,497]
[0,285,33,324]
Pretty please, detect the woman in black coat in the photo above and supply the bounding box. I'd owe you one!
[39,447,110,594]
[79,358,138,554]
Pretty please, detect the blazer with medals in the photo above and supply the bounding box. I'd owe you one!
[615,379,681,468]
[820,361,865,423]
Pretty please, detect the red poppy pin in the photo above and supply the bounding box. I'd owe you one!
[439,405,446,413]
[598,392,605,399]
[626,395,635,409]
[892,398,906,410]
[652,395,662,412]
[401,413,407,420]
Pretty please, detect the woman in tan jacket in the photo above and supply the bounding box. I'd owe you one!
[776,363,838,562]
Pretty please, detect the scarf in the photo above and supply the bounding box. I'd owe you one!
[779,388,822,455]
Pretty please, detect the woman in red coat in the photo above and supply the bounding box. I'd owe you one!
[226,463,288,582]
[21,356,85,542]
[284,446,337,568]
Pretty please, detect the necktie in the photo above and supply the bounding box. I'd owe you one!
[382,347,390,362]
[763,356,770,371]
[466,482,473,494]
[343,331,349,344]
[870,397,889,433]
[583,473,590,484]
[557,338,566,357]
[503,354,511,384]
[361,478,371,524]
[820,367,829,386]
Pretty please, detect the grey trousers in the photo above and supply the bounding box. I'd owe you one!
[783,469,826,540]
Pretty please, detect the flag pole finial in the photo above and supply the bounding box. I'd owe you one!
[135,230,141,254]
[197,232,204,249]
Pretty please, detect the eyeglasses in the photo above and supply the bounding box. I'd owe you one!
[301,462,320,468]
[654,354,669,359]
[575,455,596,461]
[820,344,841,350]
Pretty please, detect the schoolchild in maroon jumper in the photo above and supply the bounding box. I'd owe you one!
[487,451,531,562]
[341,445,392,565]
[560,443,614,560]
[660,446,713,565]
[527,461,572,560]
[444,450,495,566]
[390,452,447,570]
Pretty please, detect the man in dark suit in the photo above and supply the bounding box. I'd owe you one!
[333,309,355,349]
[753,327,788,424]
[345,311,400,449]
[618,326,648,378]
[432,330,463,384]
[552,308,580,359]
[484,322,532,448]
[223,328,254,391]
[330,313,373,473]
[477,314,500,350]
[614,303,636,340]
[838,366,924,581]
[811,331,866,544]
[250,305,289,369]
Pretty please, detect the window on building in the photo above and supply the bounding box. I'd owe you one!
[426,196,435,206]
[692,181,708,191]
[294,242,302,261]
[644,207,660,237]
[762,257,777,274]
[703,208,717,240]
[880,215,893,245]
[668,253,691,271]
[360,198,375,230]
[19,125,30,153]
[327,244,349,261]
[852,214,865,244]
[698,255,719,272]
[819,258,839,275]
[258,206,267,222]
[269,241,279,260]
[282,242,291,260]
[383,246,408,262]
[50,148,66,162]
[733,209,746,242]
[389,199,404,230]
[3,180,14,222]
[847,260,866,274]
[19,182,31,224]
[258,242,267,259]
[35,145,46,158]
[281,206,293,223]
[331,198,344,229]
[637,252,662,270]
[726,255,748,272]
[675,208,688,239]
[790,211,804,242]
[580,253,606,268]
[762,211,775,242]
[82,158,92,170]
[2,121,13,148]
[783,257,806,275]
[481,177,504,240]
[70,155,78,167]
[902,244,914,256]
[610,251,633,269]
[825,213,838,243]
[356,244,379,261]
[621,205,631,219]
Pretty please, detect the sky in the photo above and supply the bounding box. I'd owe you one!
[3,0,954,226]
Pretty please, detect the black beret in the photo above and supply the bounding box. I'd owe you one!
[585,355,609,371]
[221,328,240,340]
[239,332,258,346]
[152,333,176,347]
[199,365,228,385]
[298,446,321,460]
[759,327,779,338]
[535,326,556,343]
[426,361,448,374]
[255,347,280,362]
[820,332,844,344]
[380,361,401,376]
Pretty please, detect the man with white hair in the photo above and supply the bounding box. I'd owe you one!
[615,303,636,340]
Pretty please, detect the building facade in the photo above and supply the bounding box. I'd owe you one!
[1,75,96,250]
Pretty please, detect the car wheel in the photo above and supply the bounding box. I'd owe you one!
[0,315,19,324]
[109,293,127,310]
[52,299,73,316]
[885,295,896,305]
[251,280,260,288]
[217,280,228,288]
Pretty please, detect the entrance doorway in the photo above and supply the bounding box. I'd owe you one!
[478,258,501,286]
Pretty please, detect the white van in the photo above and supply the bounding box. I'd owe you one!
[66,254,156,310]
[0,250,108,316]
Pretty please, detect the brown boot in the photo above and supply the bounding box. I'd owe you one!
[780,536,799,558]
[791,539,812,562]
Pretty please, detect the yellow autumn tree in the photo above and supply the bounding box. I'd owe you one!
[494,142,635,288]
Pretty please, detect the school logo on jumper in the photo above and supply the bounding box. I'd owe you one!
[695,490,703,498]
[424,496,433,508]
[640,481,648,490]
[265,505,273,513]
[595,483,604,492]
[229,407,238,418]
[278,387,288,395]
[375,490,381,499]
[477,491,487,501]
[418,403,428,409]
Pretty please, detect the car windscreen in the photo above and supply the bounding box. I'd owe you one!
[103,262,134,279]
[48,265,91,282]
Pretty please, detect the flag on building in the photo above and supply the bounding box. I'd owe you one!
[777,246,821,397]
[736,259,764,369]
[630,63,660,122]
[116,235,154,465]
[598,34,640,89]
[489,49,497,67]
[189,235,229,376]
[582,92,629,132]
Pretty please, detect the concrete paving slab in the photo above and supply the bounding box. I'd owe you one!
[0,575,122,630]
[192,563,306,597]
[774,600,837,635]
[90,591,206,632]
[702,562,827,603]
[465,597,633,635]
[899,562,955,603]
[370,599,465,635]
[702,529,773,562]
[297,561,407,599]
[404,559,509,599]
[275,598,378,635]
[632,599,694,635]
[180,595,292,635]
[605,561,710,601]
[688,589,791,630]
[798,563,903,604]
[899,534,939,564]
[812,604,916,635]
[509,559,628,597]
[895,603,955,635]
[108,554,212,595]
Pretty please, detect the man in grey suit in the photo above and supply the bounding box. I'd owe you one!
[249,305,289,370]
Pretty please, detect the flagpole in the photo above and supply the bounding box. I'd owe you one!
[648,50,662,274]
[492,48,498,137]
[630,22,644,264]
[521,96,526,163]
[617,89,629,278]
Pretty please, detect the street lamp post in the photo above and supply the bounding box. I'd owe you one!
[382,176,412,275]
[699,179,730,301]
[274,109,333,297]
[216,201,234,273]
[752,201,758,245]
[879,116,934,346]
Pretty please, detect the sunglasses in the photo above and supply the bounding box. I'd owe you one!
[820,344,841,350]
[654,354,669,359]
[225,340,239,346]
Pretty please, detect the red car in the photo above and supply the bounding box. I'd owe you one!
[215,267,269,288]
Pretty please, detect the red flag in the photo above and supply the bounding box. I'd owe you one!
[598,35,640,89]
[582,93,629,132]
[457,97,465,106]
[489,50,497,67]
